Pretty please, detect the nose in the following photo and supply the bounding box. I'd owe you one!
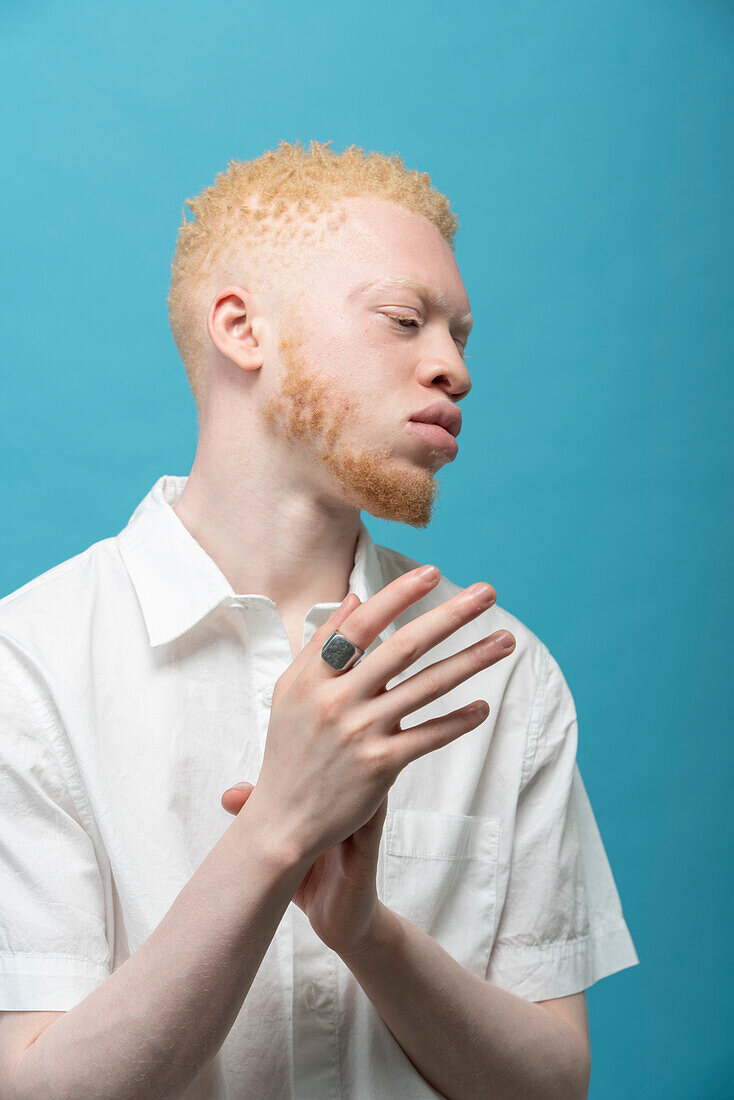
[415,345,472,401]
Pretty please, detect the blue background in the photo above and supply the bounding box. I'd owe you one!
[1,2,732,1096]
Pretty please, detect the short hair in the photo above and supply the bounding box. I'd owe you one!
[167,140,460,410]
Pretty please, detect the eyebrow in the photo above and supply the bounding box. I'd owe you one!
[351,277,474,337]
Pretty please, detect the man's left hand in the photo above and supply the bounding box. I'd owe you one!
[221,783,387,958]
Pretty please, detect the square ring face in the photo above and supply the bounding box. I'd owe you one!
[321,631,357,670]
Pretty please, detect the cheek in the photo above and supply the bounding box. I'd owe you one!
[296,314,408,415]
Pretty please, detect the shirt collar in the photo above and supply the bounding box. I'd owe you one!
[117,474,397,649]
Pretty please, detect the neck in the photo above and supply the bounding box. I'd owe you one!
[172,448,362,622]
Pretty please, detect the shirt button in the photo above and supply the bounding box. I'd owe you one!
[262,687,273,707]
[303,981,317,1009]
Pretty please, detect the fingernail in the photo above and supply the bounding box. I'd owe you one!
[418,565,439,581]
[460,583,494,607]
[232,782,250,789]
[495,631,515,649]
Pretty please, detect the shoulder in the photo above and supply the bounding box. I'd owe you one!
[0,536,124,658]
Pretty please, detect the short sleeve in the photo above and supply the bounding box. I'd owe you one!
[485,643,640,1000]
[0,635,112,1010]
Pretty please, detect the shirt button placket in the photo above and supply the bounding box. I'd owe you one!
[238,598,341,1097]
[291,905,341,1099]
[238,598,290,746]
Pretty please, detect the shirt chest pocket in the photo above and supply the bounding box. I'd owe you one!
[381,809,501,980]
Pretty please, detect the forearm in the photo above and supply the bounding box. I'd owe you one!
[13,806,307,1100]
[341,903,589,1100]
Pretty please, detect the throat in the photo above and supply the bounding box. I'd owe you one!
[282,618,305,662]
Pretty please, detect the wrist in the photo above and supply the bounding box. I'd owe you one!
[338,902,402,964]
[229,790,312,882]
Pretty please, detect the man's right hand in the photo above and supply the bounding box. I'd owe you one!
[242,565,516,867]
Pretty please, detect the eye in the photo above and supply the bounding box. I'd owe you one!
[384,313,422,331]
[383,313,470,360]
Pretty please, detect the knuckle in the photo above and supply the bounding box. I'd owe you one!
[336,703,370,744]
[419,668,442,700]
[391,628,421,667]
[360,739,394,776]
[316,687,345,724]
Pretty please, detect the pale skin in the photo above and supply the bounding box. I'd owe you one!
[171,194,474,655]
[1,196,590,1098]
[222,588,592,1098]
[201,197,588,1090]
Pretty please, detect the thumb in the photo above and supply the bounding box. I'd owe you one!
[221,781,255,816]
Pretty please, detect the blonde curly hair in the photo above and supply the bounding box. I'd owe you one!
[167,139,460,409]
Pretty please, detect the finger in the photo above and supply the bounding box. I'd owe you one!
[350,581,501,697]
[369,629,515,727]
[311,565,444,681]
[392,700,491,769]
[278,592,361,688]
[221,782,255,816]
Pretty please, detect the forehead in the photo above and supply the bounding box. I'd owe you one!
[309,197,472,317]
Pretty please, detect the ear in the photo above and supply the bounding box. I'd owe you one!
[206,285,264,372]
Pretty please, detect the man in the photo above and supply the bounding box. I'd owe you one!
[0,140,638,1098]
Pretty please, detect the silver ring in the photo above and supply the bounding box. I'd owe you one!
[321,630,365,672]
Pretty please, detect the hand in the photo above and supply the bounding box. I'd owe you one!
[222,568,516,953]
[222,773,388,958]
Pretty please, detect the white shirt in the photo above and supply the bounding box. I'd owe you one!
[0,474,638,1099]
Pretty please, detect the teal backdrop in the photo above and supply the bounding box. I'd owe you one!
[1,2,732,1097]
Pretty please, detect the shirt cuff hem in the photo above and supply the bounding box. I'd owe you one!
[485,921,640,1001]
[0,951,110,1010]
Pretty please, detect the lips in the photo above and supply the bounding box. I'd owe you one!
[407,400,461,459]
[409,400,462,438]
[406,419,459,458]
